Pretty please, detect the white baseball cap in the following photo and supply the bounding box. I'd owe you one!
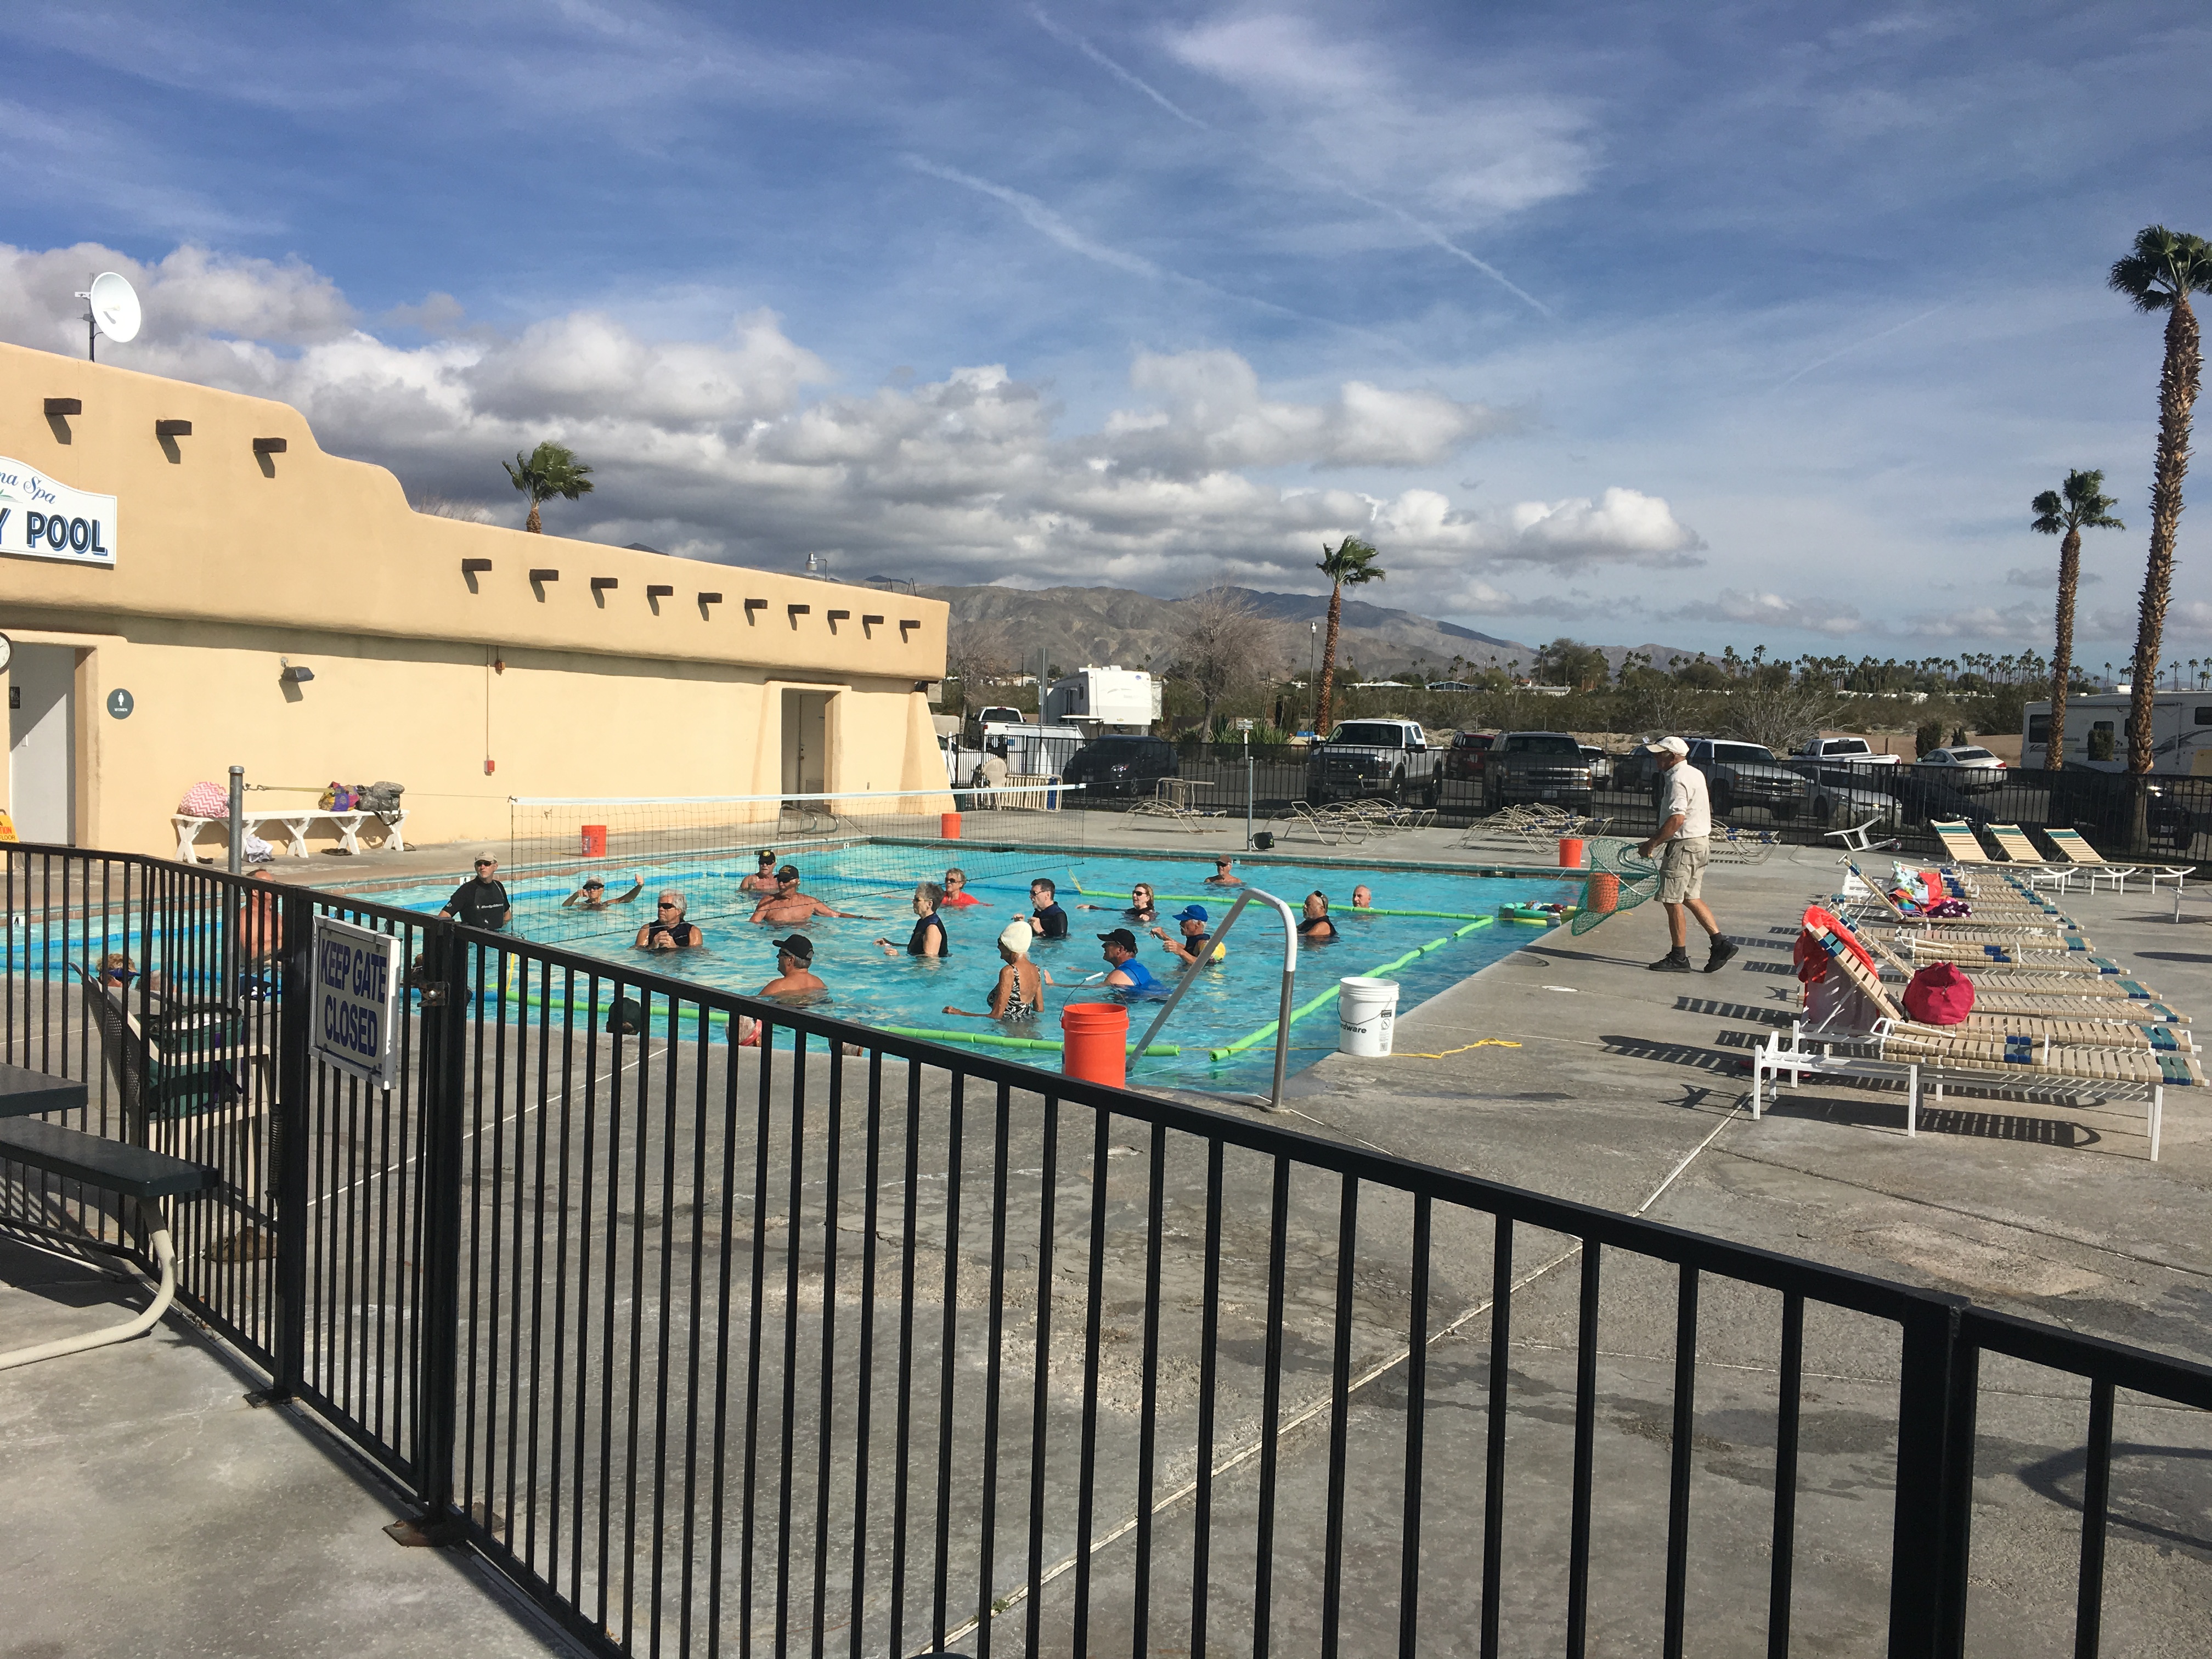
[1643,735,1690,756]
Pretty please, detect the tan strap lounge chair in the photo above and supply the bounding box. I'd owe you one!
[2041,827,2190,898]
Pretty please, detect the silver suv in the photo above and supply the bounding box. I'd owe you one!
[1484,731,1596,812]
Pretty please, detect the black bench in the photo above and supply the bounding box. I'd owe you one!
[0,1063,222,1372]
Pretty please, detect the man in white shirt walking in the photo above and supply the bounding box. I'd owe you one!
[1634,737,1737,974]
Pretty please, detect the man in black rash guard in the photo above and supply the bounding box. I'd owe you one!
[440,857,511,930]
[636,890,704,950]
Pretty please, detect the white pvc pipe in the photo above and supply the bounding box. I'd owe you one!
[0,1226,178,1372]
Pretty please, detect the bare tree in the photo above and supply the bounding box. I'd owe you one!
[1718,684,1840,754]
[1172,587,1282,738]
[944,617,1019,718]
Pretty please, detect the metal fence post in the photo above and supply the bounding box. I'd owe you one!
[227,765,245,874]
[398,918,469,1544]
[269,887,315,1400]
[1888,1299,1973,1659]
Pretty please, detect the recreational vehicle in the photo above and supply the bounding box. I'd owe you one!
[2023,692,2212,774]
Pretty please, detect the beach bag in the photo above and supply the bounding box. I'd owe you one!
[358,780,404,814]
[1903,962,1975,1025]
[180,781,229,818]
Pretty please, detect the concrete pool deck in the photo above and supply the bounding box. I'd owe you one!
[7,833,2210,1654]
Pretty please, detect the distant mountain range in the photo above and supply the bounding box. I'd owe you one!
[917,583,1704,681]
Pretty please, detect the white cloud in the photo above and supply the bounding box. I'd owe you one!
[1669,589,1863,636]
[0,238,1697,612]
[2006,565,2096,587]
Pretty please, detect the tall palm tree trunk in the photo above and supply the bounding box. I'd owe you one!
[2130,295,2202,772]
[525,499,544,534]
[2049,527,2081,770]
[1314,583,1345,735]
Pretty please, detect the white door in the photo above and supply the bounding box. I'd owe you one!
[8,644,76,844]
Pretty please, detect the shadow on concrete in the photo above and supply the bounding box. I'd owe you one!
[1599,1034,1748,1075]
[1674,997,1797,1027]
[2018,1442,2212,1558]
[1756,1090,2096,1147]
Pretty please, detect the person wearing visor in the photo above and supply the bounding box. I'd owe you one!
[1152,904,1225,966]
[563,874,643,909]
[1097,928,1158,991]
[1634,736,1736,974]
[635,890,703,949]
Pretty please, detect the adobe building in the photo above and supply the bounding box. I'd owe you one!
[0,341,950,857]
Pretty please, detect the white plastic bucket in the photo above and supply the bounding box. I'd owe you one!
[1338,977,1401,1057]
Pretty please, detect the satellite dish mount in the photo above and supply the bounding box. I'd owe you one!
[74,272,142,362]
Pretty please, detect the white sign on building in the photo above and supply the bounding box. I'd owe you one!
[0,456,118,567]
[311,915,401,1088]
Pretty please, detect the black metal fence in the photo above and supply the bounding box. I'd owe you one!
[6,840,2211,1657]
[1067,746,2212,866]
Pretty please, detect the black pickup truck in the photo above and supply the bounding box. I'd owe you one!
[1483,731,1596,812]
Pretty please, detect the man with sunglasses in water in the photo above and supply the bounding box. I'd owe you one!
[635,890,704,950]
[748,863,864,926]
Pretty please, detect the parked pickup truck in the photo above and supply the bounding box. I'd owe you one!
[1794,735,1900,767]
[1307,718,1442,804]
[1483,731,1597,814]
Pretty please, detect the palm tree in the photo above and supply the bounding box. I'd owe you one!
[2110,225,2212,771]
[2030,470,2123,770]
[503,441,595,534]
[1312,535,1385,735]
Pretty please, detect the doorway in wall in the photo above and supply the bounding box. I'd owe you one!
[8,645,76,844]
[781,690,829,797]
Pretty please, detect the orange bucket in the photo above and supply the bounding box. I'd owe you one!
[1588,872,1620,913]
[1060,1002,1129,1087]
[580,824,607,857]
[1558,837,1585,869]
[940,811,962,840]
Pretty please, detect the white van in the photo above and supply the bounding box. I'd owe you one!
[2022,692,2212,774]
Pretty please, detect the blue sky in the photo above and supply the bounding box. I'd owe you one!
[4,1,2211,664]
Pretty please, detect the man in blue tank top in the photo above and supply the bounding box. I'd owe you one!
[1098,928,1156,990]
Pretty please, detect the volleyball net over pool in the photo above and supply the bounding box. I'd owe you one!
[506,785,1097,927]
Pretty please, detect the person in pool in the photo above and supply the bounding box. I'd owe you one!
[1205,857,1243,887]
[1076,879,1158,924]
[740,850,782,894]
[1153,904,1224,966]
[1350,884,1375,911]
[635,890,704,949]
[1097,928,1158,991]
[563,874,644,909]
[1297,891,1336,940]
[943,921,1049,1022]
[735,934,827,1047]
[750,864,862,924]
[940,867,990,908]
[1029,878,1069,939]
[879,882,951,957]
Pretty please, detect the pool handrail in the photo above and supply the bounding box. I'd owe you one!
[1132,885,1301,1109]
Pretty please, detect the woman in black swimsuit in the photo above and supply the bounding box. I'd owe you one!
[879,883,950,957]
[635,890,704,949]
[1076,880,1158,925]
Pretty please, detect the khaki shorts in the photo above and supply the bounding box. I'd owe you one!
[1656,837,1709,904]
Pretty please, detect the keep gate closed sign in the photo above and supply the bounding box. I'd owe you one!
[311,915,400,1088]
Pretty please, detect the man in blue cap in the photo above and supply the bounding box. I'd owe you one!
[1152,904,1222,967]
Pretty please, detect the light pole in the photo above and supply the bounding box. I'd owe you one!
[1307,621,1318,735]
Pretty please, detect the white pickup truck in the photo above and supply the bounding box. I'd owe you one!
[1306,718,1443,804]
[1794,735,1900,766]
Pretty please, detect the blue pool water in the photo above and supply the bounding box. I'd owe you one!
[379,848,1576,1094]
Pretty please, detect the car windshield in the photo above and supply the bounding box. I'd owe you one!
[1332,723,1409,745]
[1715,743,1779,764]
[1454,733,1493,749]
[1508,734,1582,755]
[1093,738,1149,750]
[1951,748,1995,761]
[1825,740,1870,753]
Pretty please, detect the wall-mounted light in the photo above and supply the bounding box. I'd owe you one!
[281,663,315,684]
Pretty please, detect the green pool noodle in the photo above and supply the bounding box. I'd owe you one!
[1207,927,1472,1058]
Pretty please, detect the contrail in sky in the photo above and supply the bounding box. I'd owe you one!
[902,155,1417,354]
[1028,7,1553,319]
[1775,303,1951,391]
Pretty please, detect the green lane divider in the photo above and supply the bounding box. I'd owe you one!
[883,1025,1180,1057]
[1206,918,1494,1060]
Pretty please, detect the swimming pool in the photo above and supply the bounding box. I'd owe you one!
[380,848,1576,1094]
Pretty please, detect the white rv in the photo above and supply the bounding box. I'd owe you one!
[2022,691,2212,774]
[1042,665,1163,733]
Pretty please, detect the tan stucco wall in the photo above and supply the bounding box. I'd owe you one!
[0,343,951,856]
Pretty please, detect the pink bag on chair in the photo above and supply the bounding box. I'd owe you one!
[1903,962,1976,1025]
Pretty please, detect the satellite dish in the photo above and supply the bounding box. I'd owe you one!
[87,272,141,344]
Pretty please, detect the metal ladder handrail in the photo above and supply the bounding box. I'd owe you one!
[1132,885,1301,1110]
